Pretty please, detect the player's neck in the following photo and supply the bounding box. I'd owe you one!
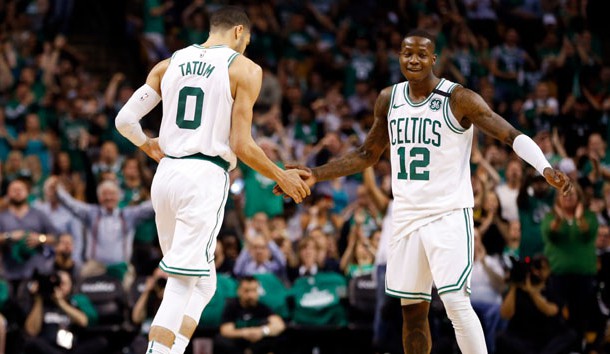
[202,34,234,50]
[408,75,441,98]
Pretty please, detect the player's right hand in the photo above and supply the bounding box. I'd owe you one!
[140,137,164,162]
[277,168,312,203]
[273,164,317,198]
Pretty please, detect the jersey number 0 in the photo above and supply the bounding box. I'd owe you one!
[176,86,204,129]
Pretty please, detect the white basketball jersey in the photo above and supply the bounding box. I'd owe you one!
[160,44,240,169]
[387,79,474,235]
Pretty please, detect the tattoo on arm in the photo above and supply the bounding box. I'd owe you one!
[451,87,521,146]
[312,87,392,182]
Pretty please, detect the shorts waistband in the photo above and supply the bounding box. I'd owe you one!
[164,153,229,171]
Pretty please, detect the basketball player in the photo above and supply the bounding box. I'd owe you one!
[115,7,310,354]
[277,30,572,354]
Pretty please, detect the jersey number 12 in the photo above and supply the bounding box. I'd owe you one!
[397,146,430,181]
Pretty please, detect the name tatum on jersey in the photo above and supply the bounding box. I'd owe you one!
[178,60,216,78]
[389,116,441,147]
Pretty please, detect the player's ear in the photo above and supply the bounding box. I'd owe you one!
[234,24,244,39]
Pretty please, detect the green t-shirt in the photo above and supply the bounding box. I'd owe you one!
[518,193,554,258]
[290,272,347,326]
[143,0,165,34]
[541,210,598,275]
[346,263,374,279]
[240,161,284,218]
[71,293,99,326]
[254,273,289,319]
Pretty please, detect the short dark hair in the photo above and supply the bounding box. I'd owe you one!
[209,6,251,32]
[238,275,258,285]
[405,29,437,48]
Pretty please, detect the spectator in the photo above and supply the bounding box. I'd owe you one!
[517,173,554,258]
[141,0,173,67]
[496,159,524,222]
[51,151,86,202]
[541,182,599,351]
[23,270,107,354]
[215,276,286,354]
[233,231,287,281]
[490,28,535,102]
[91,141,123,183]
[287,236,326,284]
[50,177,154,285]
[339,208,375,279]
[300,190,342,237]
[216,231,241,276]
[13,113,56,176]
[471,231,506,354]
[476,190,509,256]
[0,178,58,285]
[239,139,285,219]
[130,267,167,354]
[33,177,84,268]
[497,255,576,354]
[520,82,560,135]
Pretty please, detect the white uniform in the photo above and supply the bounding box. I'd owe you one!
[151,44,240,277]
[385,78,475,300]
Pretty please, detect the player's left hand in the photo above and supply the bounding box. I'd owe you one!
[140,137,164,162]
[543,167,572,196]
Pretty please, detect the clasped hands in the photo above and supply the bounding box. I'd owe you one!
[274,164,317,204]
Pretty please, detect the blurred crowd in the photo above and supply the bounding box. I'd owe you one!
[0,0,609,353]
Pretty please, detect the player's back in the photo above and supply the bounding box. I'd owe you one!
[159,44,240,169]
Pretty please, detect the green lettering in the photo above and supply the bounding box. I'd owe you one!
[389,119,397,145]
[422,118,431,145]
[179,63,186,76]
[196,61,205,75]
[410,117,418,145]
[432,121,441,147]
[185,62,192,75]
[396,118,405,144]
[202,64,215,78]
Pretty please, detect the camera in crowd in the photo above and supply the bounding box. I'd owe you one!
[507,255,546,285]
[31,269,61,298]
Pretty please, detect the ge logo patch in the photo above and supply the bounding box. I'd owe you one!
[430,98,441,111]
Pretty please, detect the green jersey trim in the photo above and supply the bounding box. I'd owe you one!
[227,52,240,67]
[159,260,211,277]
[192,44,227,49]
[442,96,465,134]
[385,287,432,302]
[387,84,397,117]
[436,208,473,294]
[206,172,229,263]
[404,79,445,107]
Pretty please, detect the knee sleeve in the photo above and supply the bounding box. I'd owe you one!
[151,275,198,333]
[440,290,488,354]
[440,290,477,327]
[184,268,217,322]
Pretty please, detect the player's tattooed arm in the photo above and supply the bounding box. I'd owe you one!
[450,86,522,146]
[310,86,391,183]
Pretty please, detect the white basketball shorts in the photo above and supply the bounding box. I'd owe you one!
[151,157,229,277]
[385,208,474,301]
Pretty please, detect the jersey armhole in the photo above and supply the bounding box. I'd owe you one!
[227,52,240,67]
